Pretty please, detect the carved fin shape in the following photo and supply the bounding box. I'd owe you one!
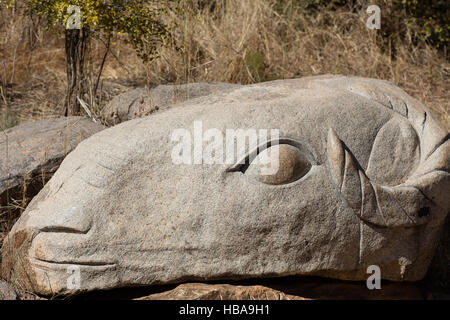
[327,128,345,189]
[359,171,385,226]
[341,150,362,213]
[327,128,433,228]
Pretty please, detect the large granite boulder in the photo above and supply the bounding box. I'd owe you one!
[2,75,449,296]
[0,117,105,210]
[101,82,241,125]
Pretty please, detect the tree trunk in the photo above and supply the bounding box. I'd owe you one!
[64,27,90,116]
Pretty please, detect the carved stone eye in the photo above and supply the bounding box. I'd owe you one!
[244,144,312,185]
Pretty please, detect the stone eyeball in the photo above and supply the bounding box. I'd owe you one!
[228,139,316,185]
[246,144,312,185]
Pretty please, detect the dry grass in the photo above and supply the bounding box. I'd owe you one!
[153,0,449,127]
[0,0,448,127]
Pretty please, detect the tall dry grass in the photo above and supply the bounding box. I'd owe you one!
[0,0,448,127]
[150,0,449,126]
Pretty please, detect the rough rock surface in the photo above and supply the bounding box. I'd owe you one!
[101,82,241,125]
[2,75,449,296]
[0,117,105,209]
[136,283,307,300]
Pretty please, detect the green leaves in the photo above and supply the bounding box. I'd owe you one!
[247,51,265,83]
[401,0,449,46]
[11,0,174,63]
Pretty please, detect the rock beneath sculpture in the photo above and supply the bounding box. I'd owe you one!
[2,75,449,296]
[136,283,305,300]
[101,82,241,125]
[0,279,17,300]
[0,117,105,237]
[135,280,425,300]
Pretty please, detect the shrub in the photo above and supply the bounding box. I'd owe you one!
[1,0,176,115]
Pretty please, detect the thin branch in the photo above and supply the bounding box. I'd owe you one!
[94,34,111,98]
[98,36,133,75]
[77,96,99,123]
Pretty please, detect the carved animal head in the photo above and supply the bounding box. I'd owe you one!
[2,75,449,295]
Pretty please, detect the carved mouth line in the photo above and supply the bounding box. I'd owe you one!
[39,226,91,235]
[33,258,116,268]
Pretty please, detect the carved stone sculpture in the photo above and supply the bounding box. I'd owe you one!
[2,75,448,296]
